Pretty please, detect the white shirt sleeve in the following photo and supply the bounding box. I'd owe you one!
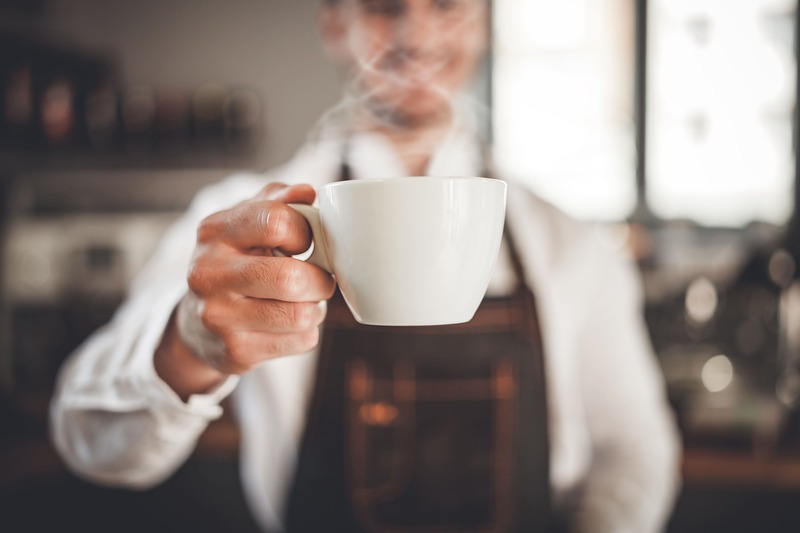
[48,177,260,489]
[571,246,682,533]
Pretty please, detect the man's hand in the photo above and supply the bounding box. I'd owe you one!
[155,183,336,400]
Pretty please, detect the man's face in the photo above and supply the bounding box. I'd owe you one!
[330,0,488,125]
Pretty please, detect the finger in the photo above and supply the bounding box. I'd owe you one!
[228,255,336,302]
[200,200,312,254]
[256,183,316,205]
[223,329,322,370]
[214,299,327,334]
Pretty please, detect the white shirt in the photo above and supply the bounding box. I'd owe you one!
[50,122,681,533]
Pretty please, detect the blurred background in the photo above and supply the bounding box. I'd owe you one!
[2,0,800,531]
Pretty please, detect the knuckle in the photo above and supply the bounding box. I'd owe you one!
[187,261,211,295]
[259,203,293,244]
[196,213,223,244]
[198,303,223,332]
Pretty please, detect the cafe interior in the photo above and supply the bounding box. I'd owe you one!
[1,0,800,531]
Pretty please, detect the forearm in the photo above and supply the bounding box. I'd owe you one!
[154,308,228,402]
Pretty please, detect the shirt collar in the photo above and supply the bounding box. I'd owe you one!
[309,96,487,181]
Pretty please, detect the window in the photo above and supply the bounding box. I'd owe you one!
[493,0,797,228]
[493,0,636,221]
[647,0,795,226]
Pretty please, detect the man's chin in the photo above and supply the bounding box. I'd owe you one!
[369,91,455,128]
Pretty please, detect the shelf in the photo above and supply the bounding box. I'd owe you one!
[6,391,800,492]
[682,446,800,490]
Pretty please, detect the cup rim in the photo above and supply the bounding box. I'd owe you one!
[322,176,506,190]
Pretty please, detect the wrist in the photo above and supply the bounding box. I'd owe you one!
[155,309,228,402]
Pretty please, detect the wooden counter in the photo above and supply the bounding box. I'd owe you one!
[5,392,800,492]
[682,446,800,489]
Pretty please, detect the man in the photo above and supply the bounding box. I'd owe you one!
[51,1,681,532]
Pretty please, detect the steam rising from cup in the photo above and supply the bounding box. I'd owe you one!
[310,0,490,163]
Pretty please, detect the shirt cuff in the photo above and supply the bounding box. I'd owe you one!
[153,370,240,419]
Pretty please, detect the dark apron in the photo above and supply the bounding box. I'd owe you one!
[284,162,554,533]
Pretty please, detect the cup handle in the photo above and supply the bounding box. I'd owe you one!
[288,203,333,273]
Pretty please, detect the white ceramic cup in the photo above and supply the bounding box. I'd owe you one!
[290,176,507,326]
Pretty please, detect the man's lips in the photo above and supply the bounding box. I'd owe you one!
[376,55,454,86]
